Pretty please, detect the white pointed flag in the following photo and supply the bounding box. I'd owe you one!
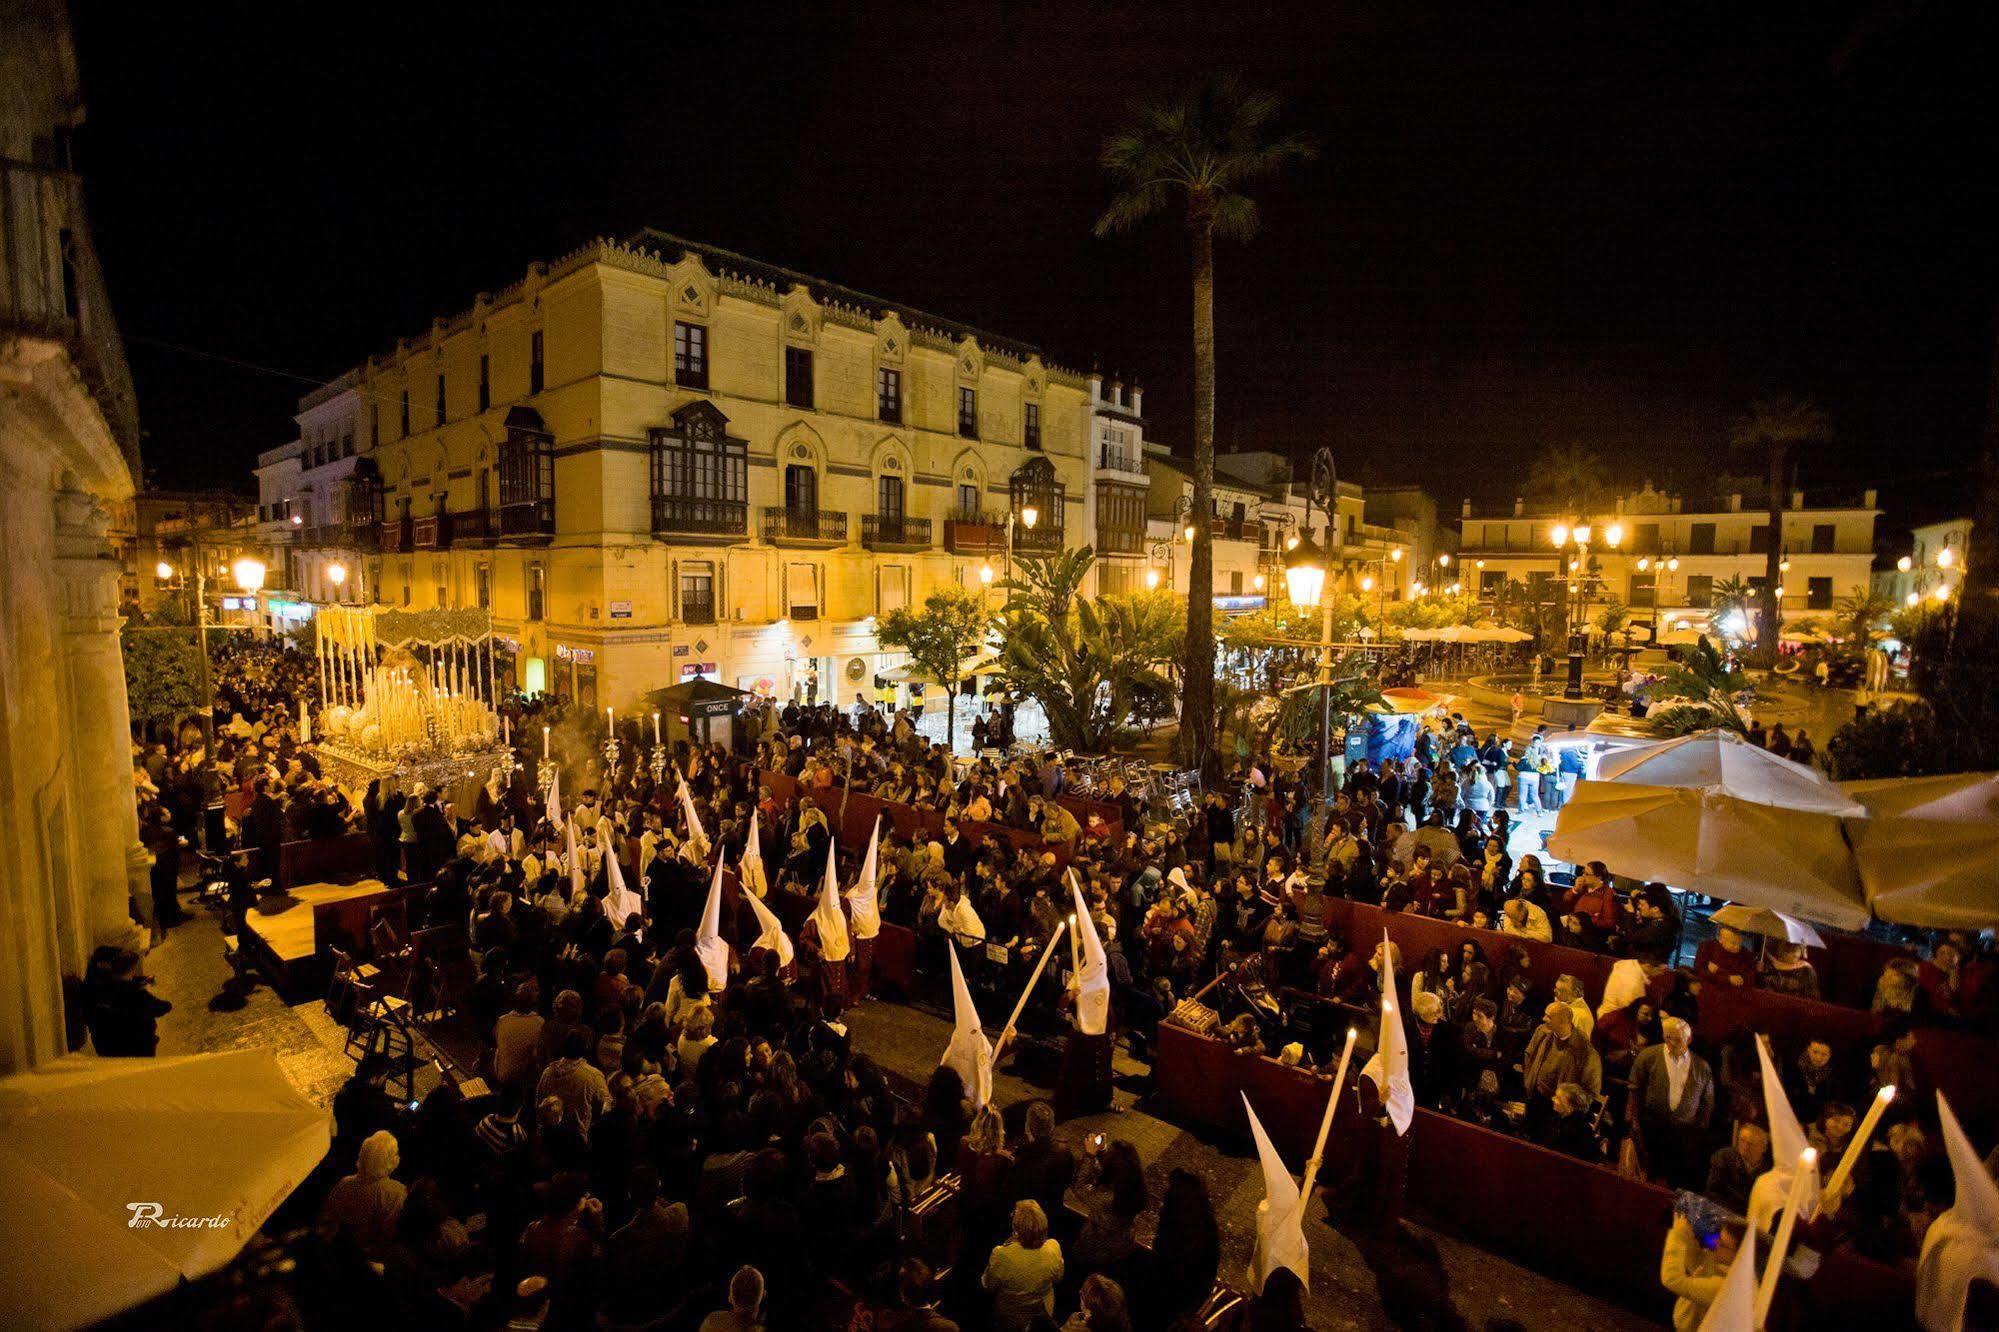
[677,777,708,857]
[1360,930,1413,1135]
[1069,872,1110,1036]
[940,943,994,1108]
[565,821,586,899]
[1696,1220,1758,1332]
[740,808,768,899]
[1244,1092,1310,1293]
[693,858,729,993]
[604,839,643,929]
[1748,1034,1821,1235]
[744,885,795,967]
[546,768,562,828]
[1917,1092,1999,1332]
[845,816,882,940]
[812,838,851,963]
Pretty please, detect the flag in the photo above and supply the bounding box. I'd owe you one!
[1748,1035,1821,1235]
[565,822,585,900]
[546,768,562,828]
[811,838,851,963]
[940,944,993,1109]
[677,777,708,857]
[693,858,729,993]
[1069,872,1109,1036]
[1360,930,1413,1135]
[740,808,768,898]
[604,839,643,930]
[1917,1092,1999,1332]
[1696,1221,1758,1332]
[845,816,881,940]
[1244,1092,1309,1293]
[744,884,795,966]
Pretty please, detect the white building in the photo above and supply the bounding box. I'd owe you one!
[1875,516,1972,610]
[1458,482,1881,636]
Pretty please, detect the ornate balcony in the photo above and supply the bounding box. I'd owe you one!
[862,513,930,551]
[760,506,846,546]
[651,495,745,540]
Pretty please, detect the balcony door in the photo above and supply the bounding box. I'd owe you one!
[785,464,818,519]
[878,474,905,541]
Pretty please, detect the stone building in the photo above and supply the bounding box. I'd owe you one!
[0,0,148,1071]
[277,232,1099,712]
[110,487,257,613]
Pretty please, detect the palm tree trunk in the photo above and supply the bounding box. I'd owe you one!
[1181,204,1219,780]
[1967,321,1999,613]
[1757,443,1786,666]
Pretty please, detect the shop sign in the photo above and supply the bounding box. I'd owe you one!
[609,600,632,619]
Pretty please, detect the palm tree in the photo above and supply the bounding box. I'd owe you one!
[1834,591,1893,647]
[1525,442,1609,515]
[1728,396,1832,667]
[1096,75,1313,779]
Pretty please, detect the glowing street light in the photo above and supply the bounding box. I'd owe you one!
[1283,532,1326,610]
[1390,548,1403,563]
[232,557,267,592]
[1666,556,1680,572]
[978,563,995,585]
[1897,555,1913,572]
[1933,584,1951,602]
[1360,575,1374,592]
[1603,523,1623,548]
[1779,557,1792,573]
[327,562,348,587]
[1550,523,1569,548]
[1284,534,1300,551]
[1938,547,1955,568]
[1438,553,1451,568]
[1020,505,1038,530]
[1144,568,1160,589]
[1182,523,1195,543]
[154,560,175,581]
[1252,573,1266,591]
[1906,592,1921,606]
[1637,556,1651,572]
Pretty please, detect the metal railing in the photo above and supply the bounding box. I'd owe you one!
[1096,443,1144,473]
[862,513,931,549]
[0,158,140,466]
[761,506,847,543]
[499,499,555,537]
[680,595,717,625]
[651,495,745,537]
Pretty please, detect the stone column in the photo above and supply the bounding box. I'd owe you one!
[52,480,148,954]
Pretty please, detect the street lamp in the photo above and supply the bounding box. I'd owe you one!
[1897,555,1913,573]
[1020,505,1038,531]
[154,560,175,581]
[327,561,347,587]
[1550,519,1611,700]
[1937,546,1955,569]
[232,557,267,592]
[1283,530,1340,823]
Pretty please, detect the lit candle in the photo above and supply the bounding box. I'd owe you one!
[1299,1027,1360,1200]
[543,725,551,759]
[1822,1084,1895,1210]
[1756,1147,1818,1325]
[503,714,511,745]
[652,711,662,745]
[607,706,614,734]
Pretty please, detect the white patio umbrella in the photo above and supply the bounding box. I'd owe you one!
[1562,728,1871,928]
[1596,729,1865,817]
[1710,903,1827,948]
[0,1051,329,1331]
[1841,772,1999,928]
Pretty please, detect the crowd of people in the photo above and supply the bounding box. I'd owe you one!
[107,666,1996,1329]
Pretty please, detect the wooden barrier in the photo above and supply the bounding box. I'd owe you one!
[1153,1023,1916,1324]
[277,832,374,893]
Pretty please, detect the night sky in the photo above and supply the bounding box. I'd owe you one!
[69,2,1999,529]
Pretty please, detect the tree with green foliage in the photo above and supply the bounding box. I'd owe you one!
[1648,635,1753,735]
[1835,592,1893,647]
[121,610,206,736]
[1097,74,1313,781]
[877,586,989,750]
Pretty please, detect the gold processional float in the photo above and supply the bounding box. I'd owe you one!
[312,605,514,804]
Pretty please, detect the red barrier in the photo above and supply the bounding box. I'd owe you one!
[1153,1023,1915,1324]
[875,922,919,996]
[1322,899,1618,1000]
[278,833,375,892]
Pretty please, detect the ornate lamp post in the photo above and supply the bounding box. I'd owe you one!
[1550,520,1622,699]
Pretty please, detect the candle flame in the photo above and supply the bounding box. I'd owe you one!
[1879,1085,1897,1101]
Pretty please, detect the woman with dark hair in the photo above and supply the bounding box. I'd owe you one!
[922,1065,971,1168]
[1141,1168,1220,1327]
[1072,1137,1148,1287]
